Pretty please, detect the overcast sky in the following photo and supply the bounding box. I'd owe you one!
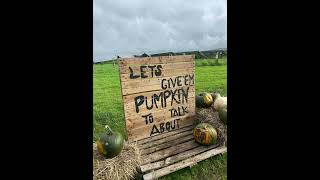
[93,0,227,61]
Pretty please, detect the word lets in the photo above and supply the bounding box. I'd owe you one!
[129,65,162,79]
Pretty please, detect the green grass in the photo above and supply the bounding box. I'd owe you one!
[195,58,227,67]
[93,62,227,179]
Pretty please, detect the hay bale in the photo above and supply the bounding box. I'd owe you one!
[93,142,141,180]
[195,108,227,147]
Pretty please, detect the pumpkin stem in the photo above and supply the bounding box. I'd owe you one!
[104,125,113,135]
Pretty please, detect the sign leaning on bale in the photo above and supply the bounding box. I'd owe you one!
[119,55,196,141]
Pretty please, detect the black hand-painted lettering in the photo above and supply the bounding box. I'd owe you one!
[176,76,182,86]
[145,96,153,110]
[159,123,165,133]
[169,78,176,88]
[148,65,156,77]
[189,74,194,85]
[177,89,182,102]
[181,87,189,104]
[163,90,171,107]
[161,79,167,89]
[140,65,148,78]
[153,92,163,108]
[129,67,140,79]
[165,122,171,131]
[173,109,178,117]
[150,124,160,136]
[142,113,153,124]
[176,118,180,128]
[134,95,145,113]
[171,120,176,129]
[182,106,188,114]
[169,108,175,117]
[142,113,152,125]
[184,75,189,86]
[171,89,180,106]
[177,107,182,116]
[155,65,162,76]
[149,115,154,123]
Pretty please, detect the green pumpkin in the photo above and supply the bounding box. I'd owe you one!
[196,92,214,108]
[218,108,227,124]
[97,125,124,158]
[193,123,218,145]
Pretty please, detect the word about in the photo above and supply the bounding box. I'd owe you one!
[150,118,180,136]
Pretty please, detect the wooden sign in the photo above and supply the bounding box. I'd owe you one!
[119,55,196,141]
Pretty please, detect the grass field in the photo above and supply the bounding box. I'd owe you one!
[195,58,227,67]
[93,60,227,180]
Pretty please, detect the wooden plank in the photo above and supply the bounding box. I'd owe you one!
[123,86,195,104]
[119,61,195,74]
[121,75,194,90]
[143,146,227,180]
[134,125,194,145]
[126,107,196,129]
[123,90,195,114]
[139,130,193,149]
[164,144,219,165]
[141,139,200,164]
[119,55,194,67]
[120,68,194,82]
[140,144,220,172]
[121,75,195,95]
[121,73,194,89]
[124,96,195,118]
[128,116,196,141]
[126,108,196,130]
[122,83,194,96]
[140,134,195,155]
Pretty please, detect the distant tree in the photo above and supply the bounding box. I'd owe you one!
[141,53,149,57]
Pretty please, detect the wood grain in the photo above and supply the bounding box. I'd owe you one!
[140,134,195,155]
[119,61,195,74]
[141,139,200,164]
[128,115,196,141]
[134,125,194,145]
[120,68,194,82]
[122,86,195,103]
[124,96,195,118]
[140,144,220,172]
[119,55,195,141]
[138,130,194,149]
[119,55,194,67]
[126,108,195,131]
[142,146,227,180]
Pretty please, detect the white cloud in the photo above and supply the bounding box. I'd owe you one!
[93,0,227,61]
